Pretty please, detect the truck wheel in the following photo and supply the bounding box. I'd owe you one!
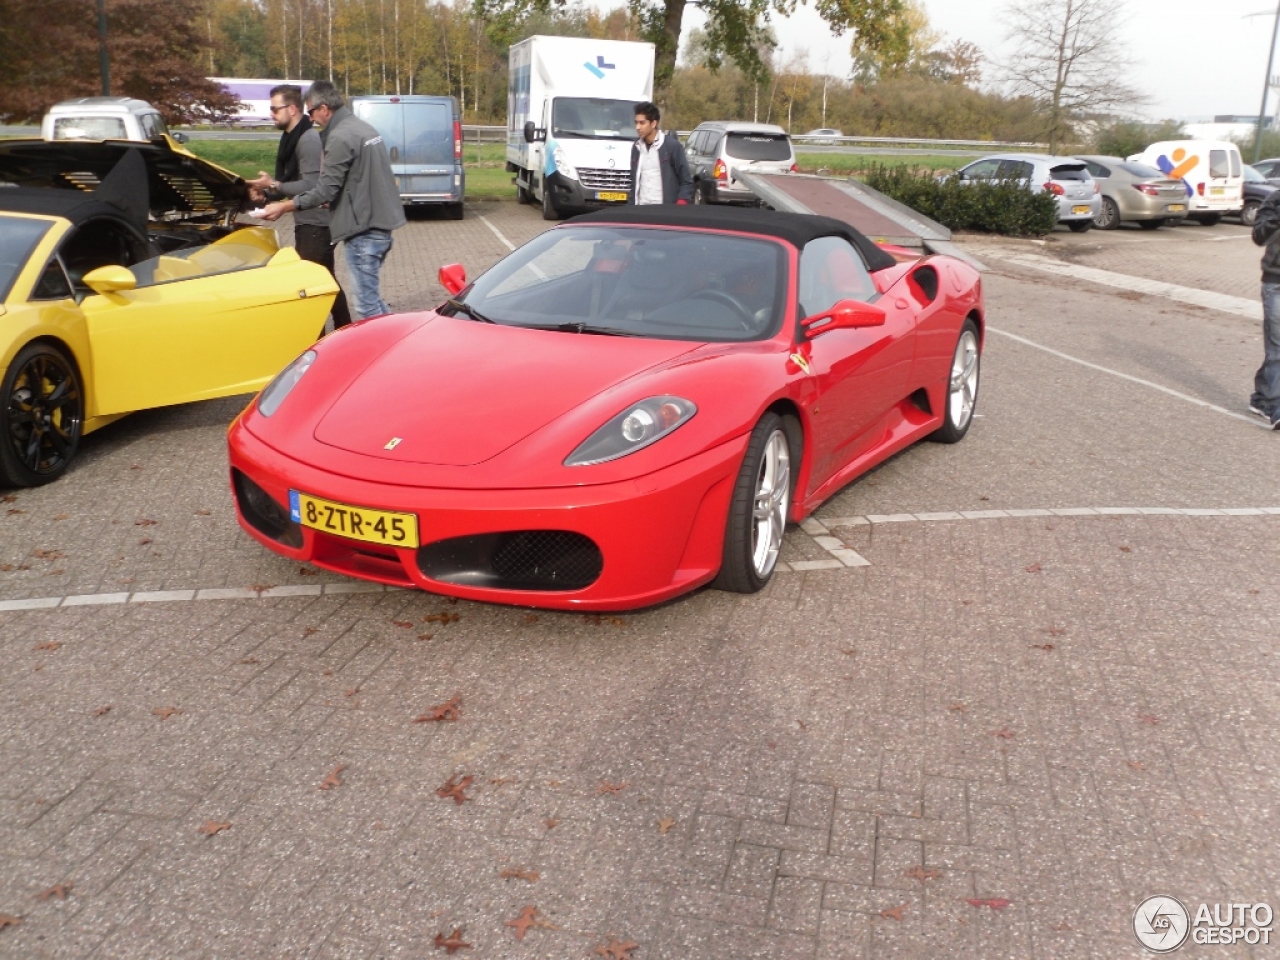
[541,181,560,221]
[516,179,532,204]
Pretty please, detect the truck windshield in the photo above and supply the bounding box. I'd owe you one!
[552,99,636,141]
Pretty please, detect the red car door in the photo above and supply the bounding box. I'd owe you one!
[793,237,916,493]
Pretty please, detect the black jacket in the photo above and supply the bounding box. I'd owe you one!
[1255,188,1280,284]
[628,133,693,204]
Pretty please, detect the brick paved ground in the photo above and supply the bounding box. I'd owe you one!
[1,204,1277,959]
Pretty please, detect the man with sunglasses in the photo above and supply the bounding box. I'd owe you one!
[259,81,405,320]
[248,84,351,329]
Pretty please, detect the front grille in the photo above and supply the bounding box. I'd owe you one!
[578,167,631,191]
[232,469,302,548]
[417,530,603,591]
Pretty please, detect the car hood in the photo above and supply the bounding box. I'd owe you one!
[313,316,701,466]
[0,138,245,226]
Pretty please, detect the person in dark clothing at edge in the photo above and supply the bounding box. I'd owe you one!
[1249,187,1280,429]
[248,84,352,330]
[260,81,406,319]
[629,101,693,205]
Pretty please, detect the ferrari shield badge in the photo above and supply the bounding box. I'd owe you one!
[789,352,811,375]
[384,437,403,450]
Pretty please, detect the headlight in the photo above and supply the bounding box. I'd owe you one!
[565,396,696,466]
[256,349,316,417]
[553,145,578,181]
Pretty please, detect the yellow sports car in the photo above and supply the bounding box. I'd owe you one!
[0,138,337,487]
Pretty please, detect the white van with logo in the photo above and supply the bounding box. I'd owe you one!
[1128,140,1243,224]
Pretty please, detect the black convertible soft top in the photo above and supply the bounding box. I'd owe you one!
[573,204,898,272]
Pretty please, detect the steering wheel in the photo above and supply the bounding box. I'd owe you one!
[690,289,755,330]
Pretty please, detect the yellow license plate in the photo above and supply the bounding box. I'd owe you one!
[1168,204,1185,212]
[1072,205,1091,215]
[289,491,419,548]
[596,191,627,202]
[1210,187,1224,195]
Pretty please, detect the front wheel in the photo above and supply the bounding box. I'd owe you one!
[1067,219,1093,233]
[0,342,84,488]
[541,181,560,221]
[1242,201,1260,227]
[930,319,980,444]
[714,412,800,594]
[1095,197,1121,230]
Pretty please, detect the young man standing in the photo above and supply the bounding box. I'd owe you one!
[260,81,406,320]
[629,101,692,206]
[248,84,351,329]
[1250,187,1280,429]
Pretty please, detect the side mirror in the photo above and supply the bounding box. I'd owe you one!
[171,131,189,144]
[82,265,137,295]
[438,263,466,296]
[801,298,886,337]
[523,120,536,144]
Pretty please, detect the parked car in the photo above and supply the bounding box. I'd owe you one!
[955,154,1101,231]
[0,139,338,487]
[685,122,797,205]
[1075,155,1188,230]
[1240,164,1278,227]
[802,128,844,144]
[41,97,187,144]
[1253,158,1280,180]
[228,204,984,610]
[1128,140,1243,225]
[350,95,464,218]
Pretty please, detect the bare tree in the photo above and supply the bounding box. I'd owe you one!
[998,0,1146,152]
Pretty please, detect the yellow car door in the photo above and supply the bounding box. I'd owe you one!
[79,230,337,416]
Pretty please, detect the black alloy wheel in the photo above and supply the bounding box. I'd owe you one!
[0,343,83,488]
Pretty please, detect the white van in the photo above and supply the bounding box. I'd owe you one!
[1127,140,1243,224]
[41,97,188,144]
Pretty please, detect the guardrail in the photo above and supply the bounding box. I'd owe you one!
[787,134,1047,149]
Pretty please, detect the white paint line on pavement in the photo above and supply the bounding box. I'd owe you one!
[986,326,1270,429]
[977,248,1261,320]
[479,215,516,251]
[818,506,1280,527]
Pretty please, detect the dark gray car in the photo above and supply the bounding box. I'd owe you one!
[1075,155,1189,230]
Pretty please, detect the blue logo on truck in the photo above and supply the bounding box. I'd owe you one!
[584,55,616,79]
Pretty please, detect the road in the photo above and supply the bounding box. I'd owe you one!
[0,207,1275,959]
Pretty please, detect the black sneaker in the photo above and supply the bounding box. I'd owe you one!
[1250,404,1269,419]
[1271,416,1280,431]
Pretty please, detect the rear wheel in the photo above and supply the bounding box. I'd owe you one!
[1242,200,1261,227]
[1067,219,1093,233]
[930,319,980,444]
[1095,197,1121,230]
[714,412,800,594]
[692,181,705,204]
[1138,218,1165,230]
[516,181,532,204]
[0,342,83,488]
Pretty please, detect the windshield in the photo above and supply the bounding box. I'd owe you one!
[444,226,788,342]
[1119,161,1163,179]
[725,133,792,162]
[53,116,128,140]
[0,215,53,301]
[551,99,636,140]
[1243,165,1265,183]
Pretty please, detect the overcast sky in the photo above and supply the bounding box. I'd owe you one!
[682,0,1280,121]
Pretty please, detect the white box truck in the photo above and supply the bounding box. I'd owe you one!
[506,35,655,219]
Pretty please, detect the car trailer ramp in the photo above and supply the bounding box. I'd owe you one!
[735,171,986,271]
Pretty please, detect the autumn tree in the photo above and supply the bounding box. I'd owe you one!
[998,0,1146,152]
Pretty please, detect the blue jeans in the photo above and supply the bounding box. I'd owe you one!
[1252,282,1280,419]
[343,229,394,319]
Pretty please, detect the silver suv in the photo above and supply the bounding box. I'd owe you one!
[956,153,1100,231]
[685,121,797,205]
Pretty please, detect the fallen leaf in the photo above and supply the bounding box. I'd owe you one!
[499,868,540,883]
[423,612,460,624]
[960,599,972,606]
[949,702,967,713]
[841,648,855,656]
[35,882,73,901]
[199,820,232,836]
[249,584,274,594]
[321,668,333,675]
[32,549,64,560]
[371,820,388,830]
[523,614,538,623]
[1119,545,1131,553]
[433,927,471,954]
[319,764,346,790]
[544,818,559,830]
[505,905,555,940]
[92,705,112,717]
[304,627,318,636]
[0,494,15,502]
[137,538,152,546]
[195,509,211,516]
[129,464,141,470]
[880,905,907,921]
[595,940,640,960]
[795,719,807,730]
[1029,643,1054,651]
[1043,626,1067,636]
[658,817,676,835]
[1024,563,1042,573]
[966,898,1012,910]
[33,642,61,651]
[344,687,360,698]
[584,614,625,626]
[392,620,414,628]
[417,633,434,641]
[414,695,462,723]
[151,706,181,721]
[239,657,259,665]
[0,914,22,930]
[904,866,940,882]
[7,509,24,516]
[134,518,158,527]
[436,774,474,805]
[767,741,777,749]
[0,564,12,571]
[991,728,1015,739]
[1127,760,1147,771]
[488,777,514,787]
[53,514,69,521]
[1138,714,1160,725]
[299,567,316,575]
[597,780,629,795]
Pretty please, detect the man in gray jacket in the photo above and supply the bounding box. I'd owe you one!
[1250,187,1280,428]
[261,81,406,319]
[248,84,351,329]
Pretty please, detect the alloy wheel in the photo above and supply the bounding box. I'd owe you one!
[751,430,790,577]
[5,349,82,479]
[948,329,980,433]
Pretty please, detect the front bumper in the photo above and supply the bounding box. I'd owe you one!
[544,171,630,212]
[228,417,747,611]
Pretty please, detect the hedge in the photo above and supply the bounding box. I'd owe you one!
[859,165,1059,236]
